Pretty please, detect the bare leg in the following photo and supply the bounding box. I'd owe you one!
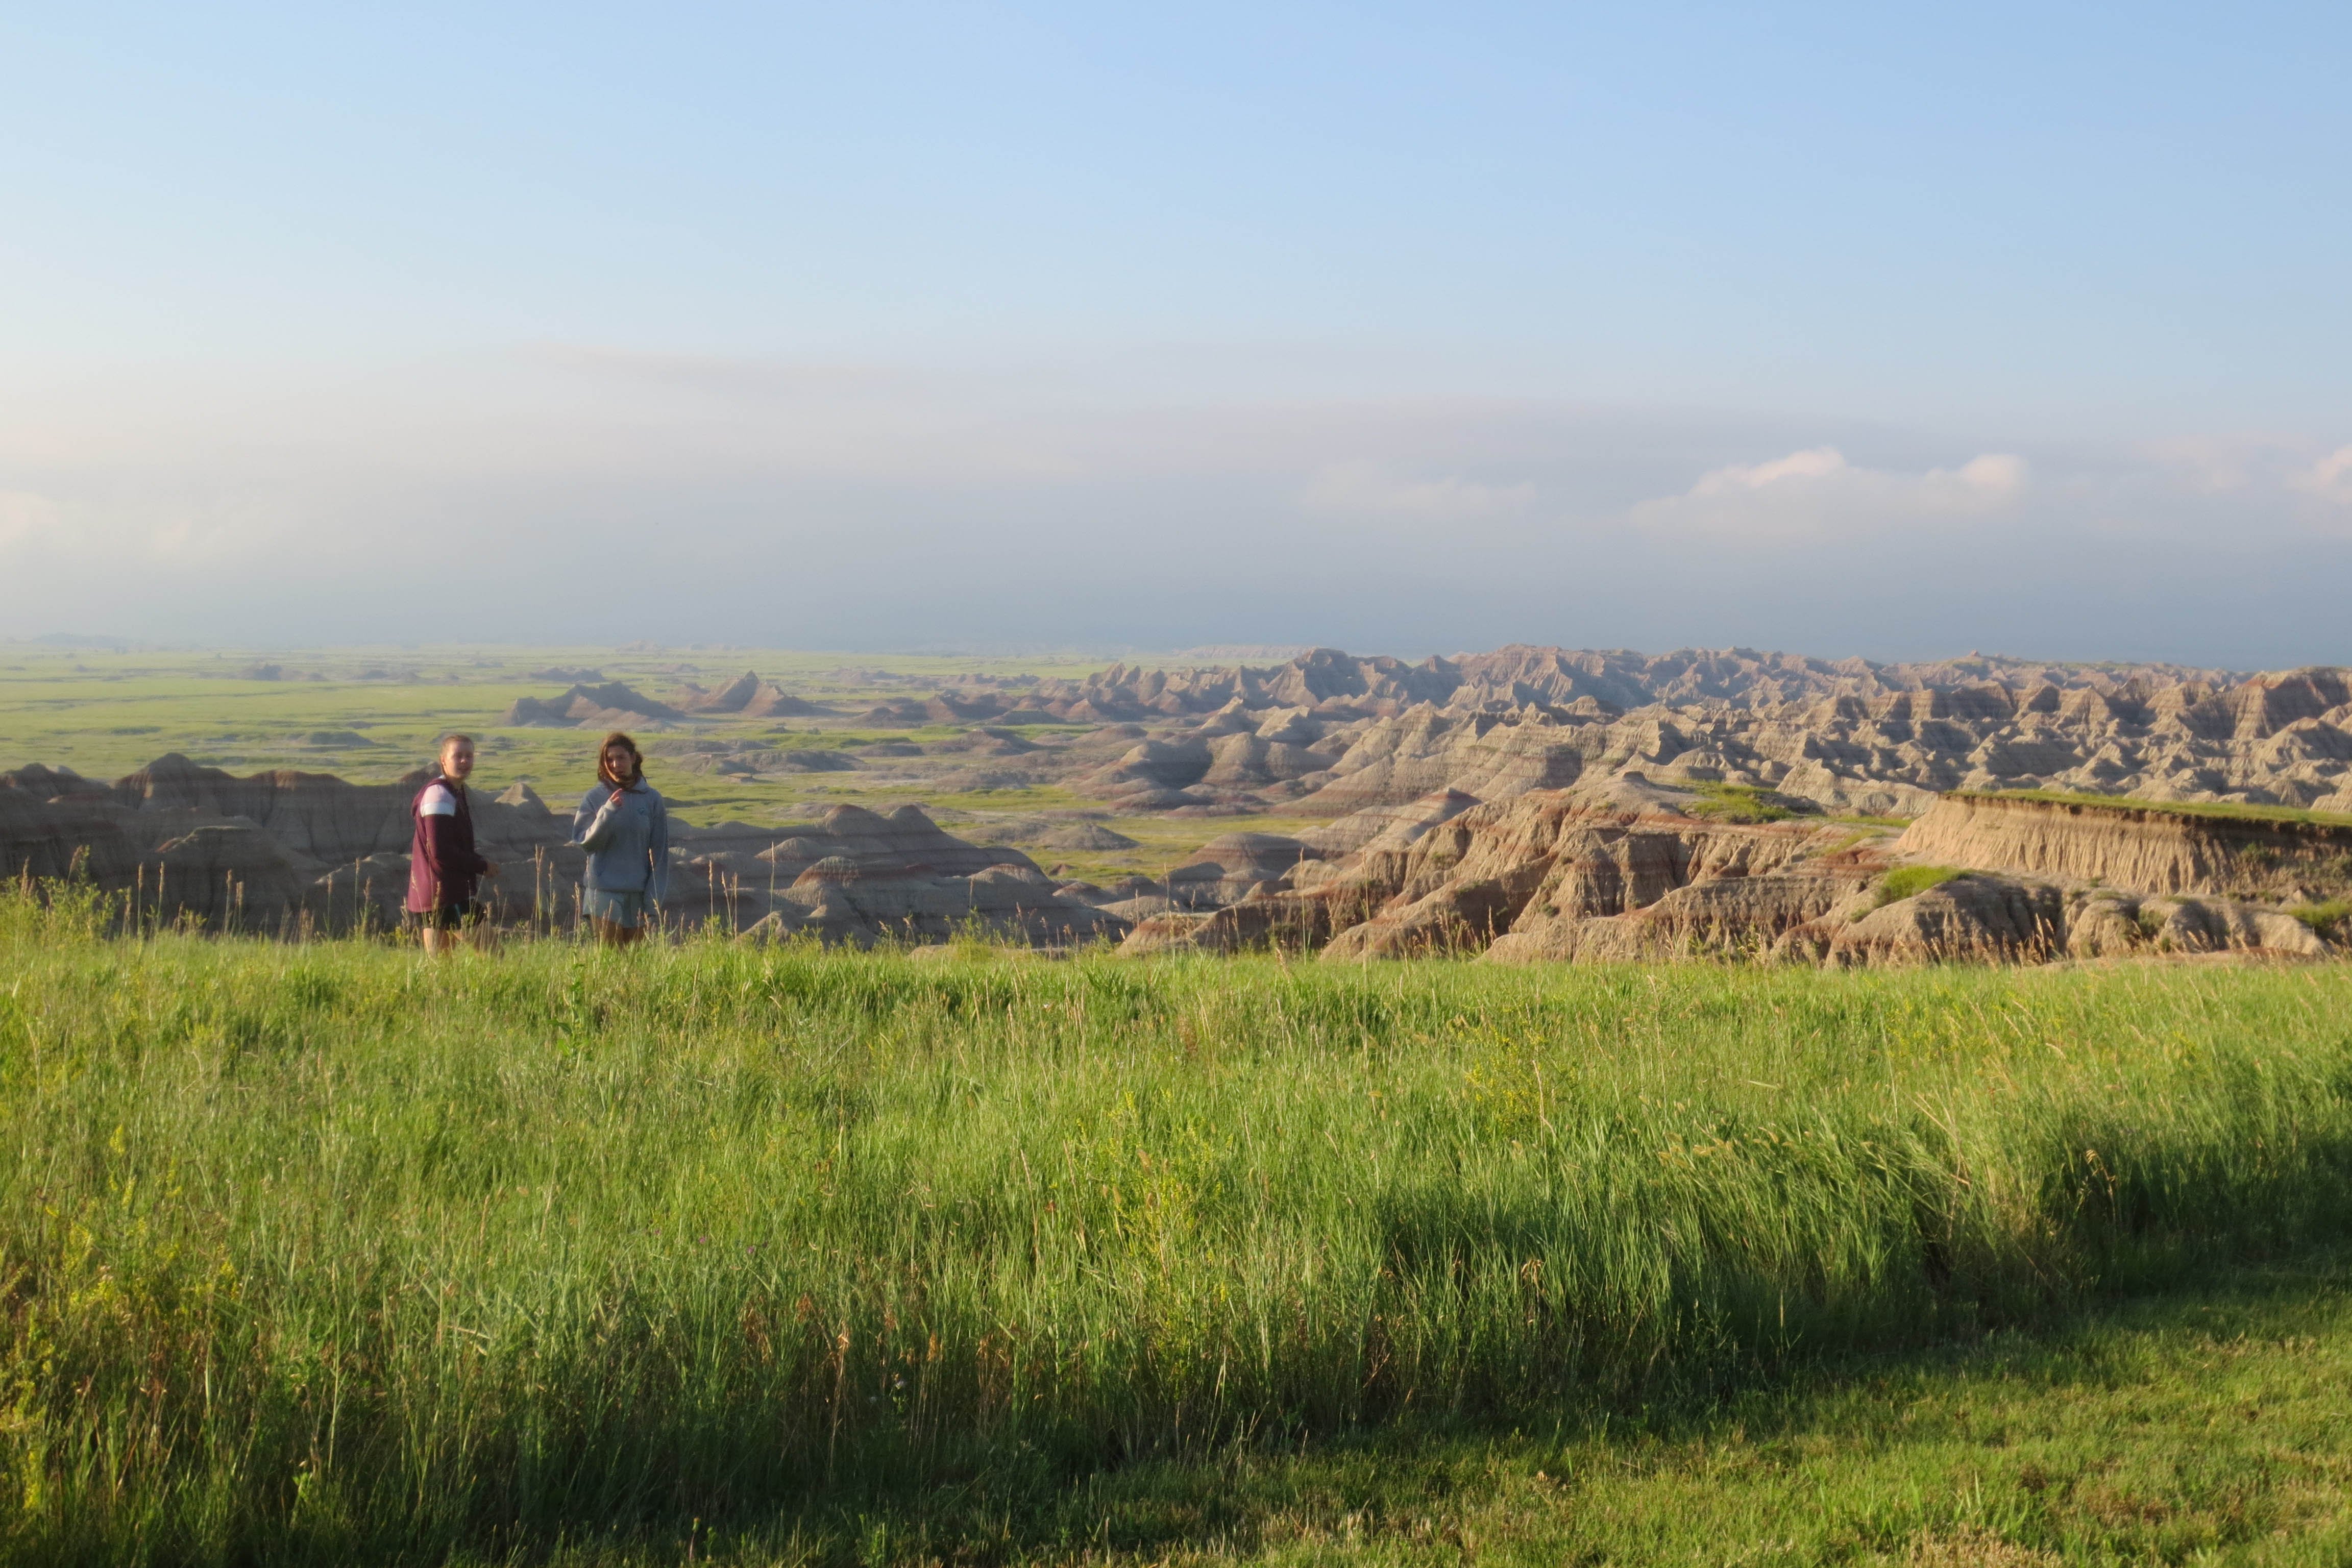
[422,920,497,954]
[593,917,644,948]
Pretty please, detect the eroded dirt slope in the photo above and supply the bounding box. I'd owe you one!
[1121,782,2349,968]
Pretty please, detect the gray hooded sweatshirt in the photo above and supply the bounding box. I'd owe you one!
[573,780,671,900]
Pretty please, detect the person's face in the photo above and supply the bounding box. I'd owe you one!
[442,742,475,780]
[603,744,633,781]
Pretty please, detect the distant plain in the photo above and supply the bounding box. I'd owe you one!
[0,643,1283,886]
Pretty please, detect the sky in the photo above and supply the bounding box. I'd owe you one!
[3,2,2349,667]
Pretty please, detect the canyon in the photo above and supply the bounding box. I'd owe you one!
[6,641,2348,963]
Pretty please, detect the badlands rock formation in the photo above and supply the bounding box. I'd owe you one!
[1,755,1116,945]
[1895,791,2352,900]
[723,802,1125,947]
[3,754,571,931]
[484,647,2352,828]
[992,648,2352,819]
[1122,782,2349,967]
[671,670,830,718]
[1034,645,2243,718]
[10,641,2351,964]
[501,681,685,729]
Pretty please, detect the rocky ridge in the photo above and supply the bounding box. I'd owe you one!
[1118,782,2350,967]
[671,670,831,718]
[501,681,686,729]
[1031,651,2352,820]
[491,649,2352,826]
[1,754,1117,945]
[1898,792,2352,901]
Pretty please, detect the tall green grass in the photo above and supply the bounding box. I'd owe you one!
[4,888,2351,1562]
[1874,865,1966,905]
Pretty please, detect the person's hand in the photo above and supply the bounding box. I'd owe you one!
[608,788,626,807]
[483,861,501,879]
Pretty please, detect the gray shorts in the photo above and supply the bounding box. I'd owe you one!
[581,888,647,928]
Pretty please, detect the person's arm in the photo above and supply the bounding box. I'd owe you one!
[574,789,623,851]
[647,795,671,903]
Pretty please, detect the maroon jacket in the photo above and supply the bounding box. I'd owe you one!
[406,773,491,912]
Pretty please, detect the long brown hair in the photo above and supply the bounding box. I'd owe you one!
[597,731,644,789]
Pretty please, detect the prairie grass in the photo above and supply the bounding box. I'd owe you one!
[5,890,2352,1562]
[1681,783,1799,823]
[684,1250,2352,1566]
[1876,865,1967,905]
[2288,899,2352,940]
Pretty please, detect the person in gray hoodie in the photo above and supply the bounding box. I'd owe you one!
[573,731,670,945]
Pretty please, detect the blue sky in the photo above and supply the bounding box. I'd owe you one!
[4,3,2349,664]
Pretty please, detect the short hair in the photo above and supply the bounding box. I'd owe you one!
[440,733,476,753]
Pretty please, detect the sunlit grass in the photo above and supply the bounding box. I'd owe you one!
[5,890,2352,1562]
[1876,865,1967,905]
[1682,782,1800,823]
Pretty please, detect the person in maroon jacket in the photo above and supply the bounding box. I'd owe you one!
[406,734,500,953]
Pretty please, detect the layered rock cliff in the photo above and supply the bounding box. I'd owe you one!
[1895,792,2352,900]
[1121,786,2347,968]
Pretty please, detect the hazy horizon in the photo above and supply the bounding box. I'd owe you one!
[6,5,2350,668]
[0,631,2307,681]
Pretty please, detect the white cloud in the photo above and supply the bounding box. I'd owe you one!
[0,486,313,570]
[1632,446,2027,541]
[2145,434,2276,494]
[1298,462,1536,520]
[0,491,61,549]
[2291,444,2352,505]
[1688,445,1851,493]
[0,347,2344,663]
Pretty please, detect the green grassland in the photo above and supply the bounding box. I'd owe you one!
[1681,783,1802,824]
[0,644,1288,886]
[9,889,2352,1562]
[1876,865,1967,906]
[889,1258,2352,1567]
[0,643,1110,792]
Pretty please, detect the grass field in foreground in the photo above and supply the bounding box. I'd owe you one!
[697,1254,2352,1566]
[6,899,2352,1563]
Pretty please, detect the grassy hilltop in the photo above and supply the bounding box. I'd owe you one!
[9,890,2352,1562]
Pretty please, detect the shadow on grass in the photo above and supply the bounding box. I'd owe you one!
[477,1248,2352,1566]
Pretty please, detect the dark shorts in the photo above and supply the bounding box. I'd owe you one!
[405,899,486,932]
